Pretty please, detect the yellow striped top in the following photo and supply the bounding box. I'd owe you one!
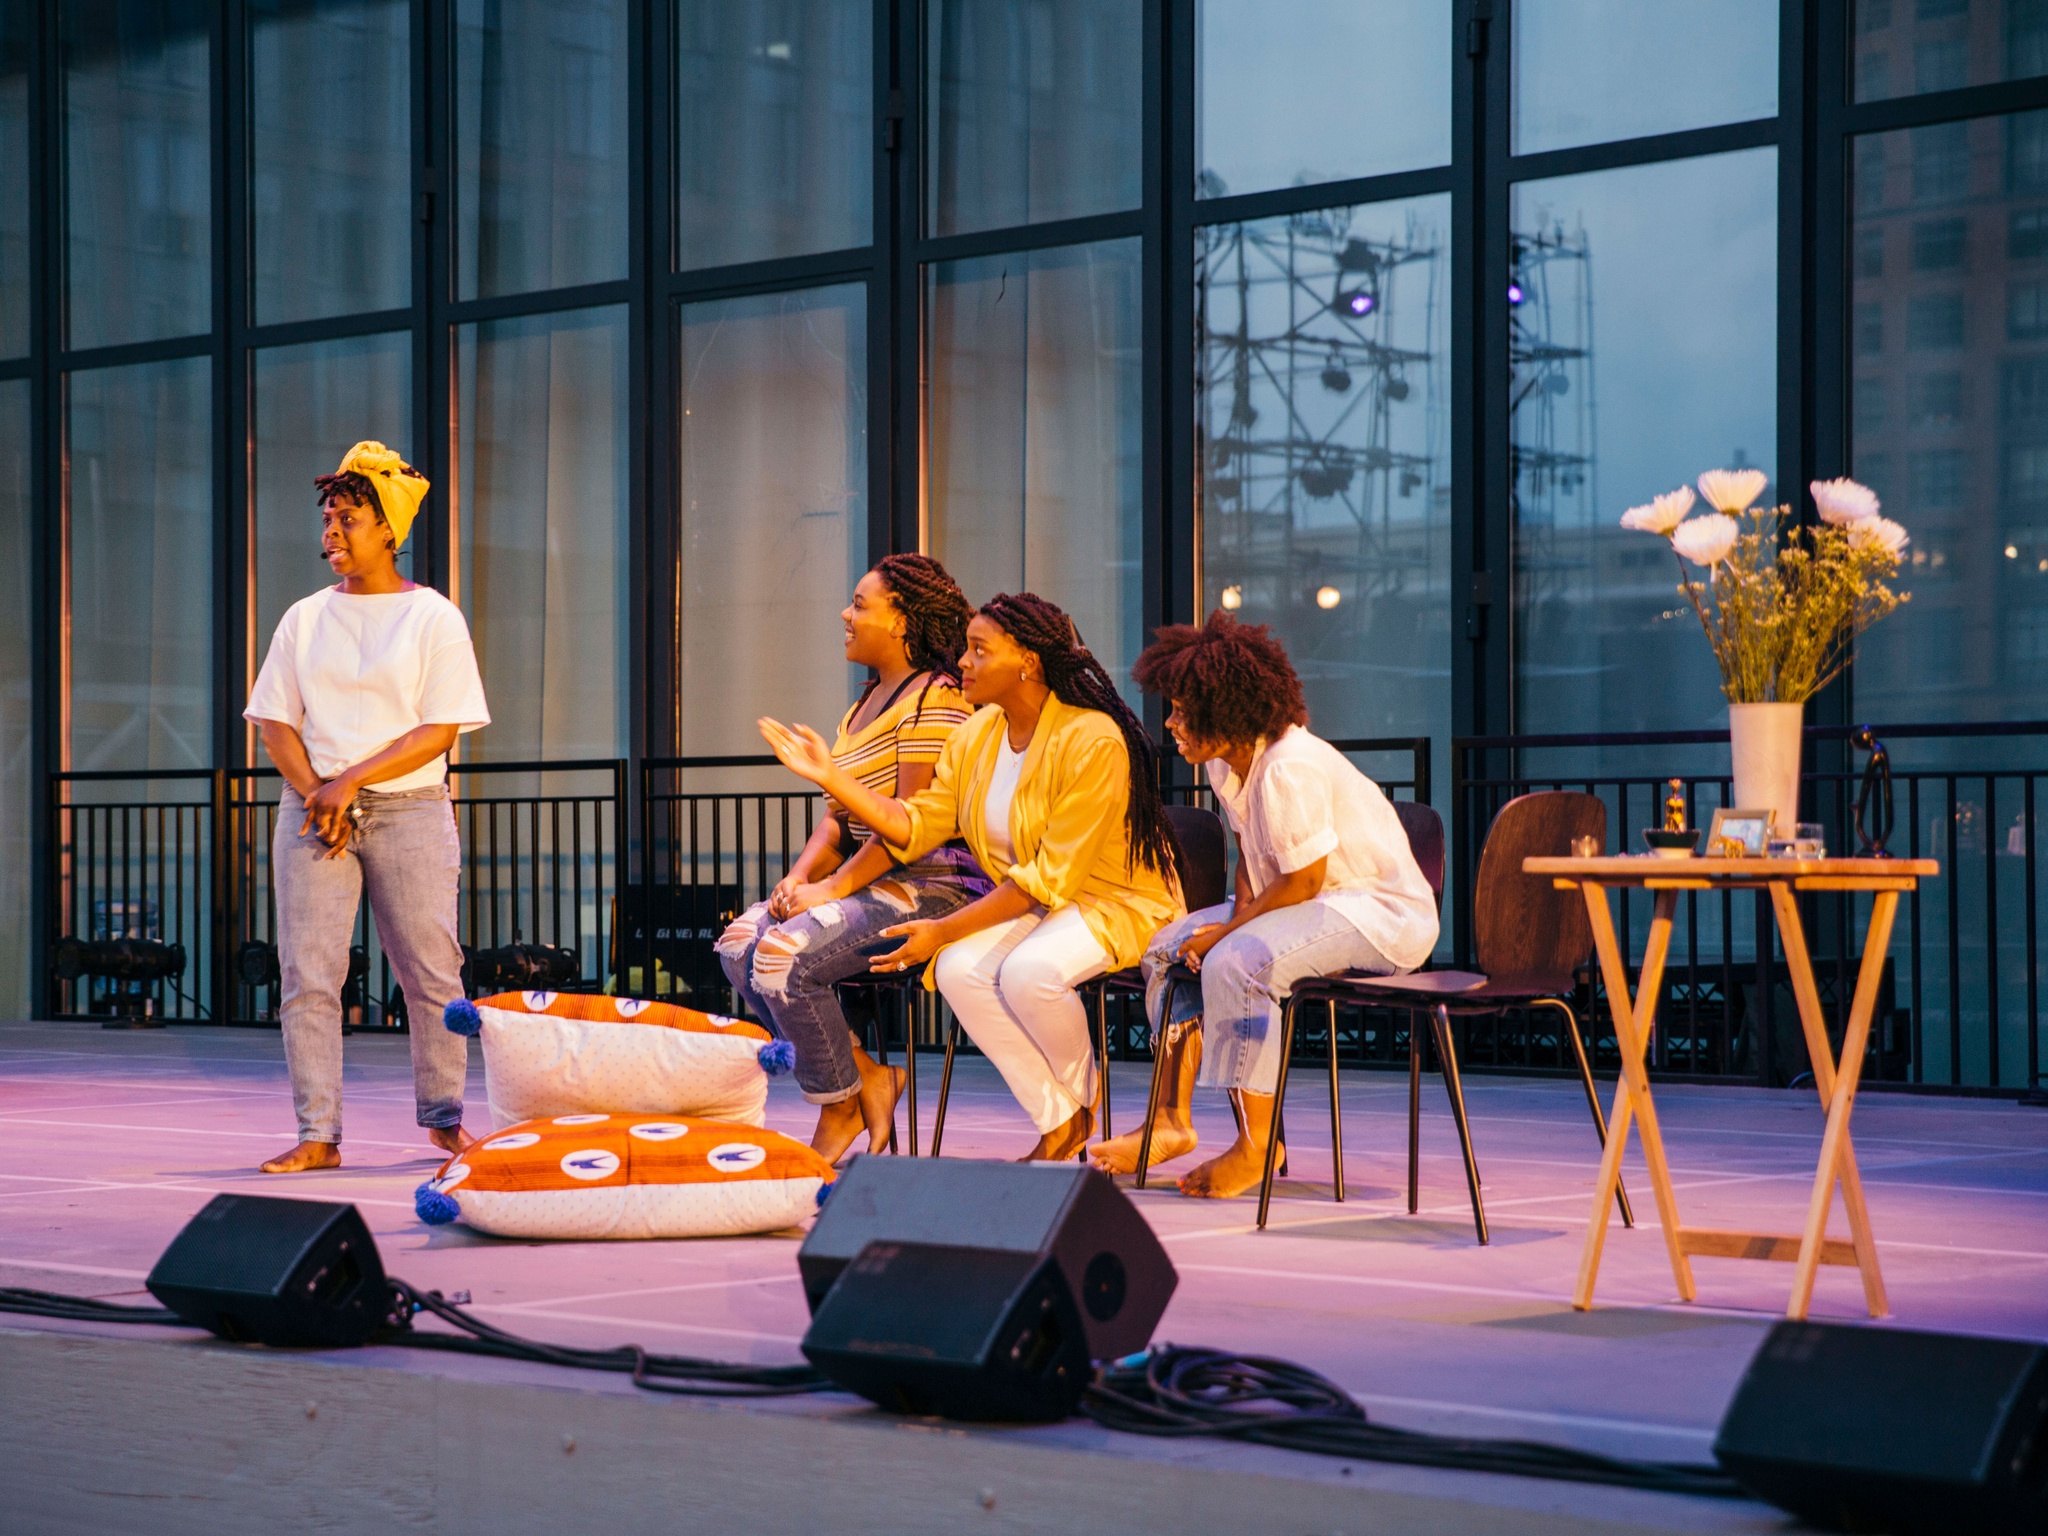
[826,676,973,839]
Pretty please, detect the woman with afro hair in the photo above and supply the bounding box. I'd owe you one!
[1092,611,1437,1197]
[715,555,991,1163]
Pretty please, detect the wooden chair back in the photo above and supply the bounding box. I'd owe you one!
[1393,799,1446,909]
[1164,804,1228,912]
[1472,791,1607,992]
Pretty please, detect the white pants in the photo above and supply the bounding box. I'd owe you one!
[933,904,1110,1134]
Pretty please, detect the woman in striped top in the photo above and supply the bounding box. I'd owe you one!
[715,555,989,1162]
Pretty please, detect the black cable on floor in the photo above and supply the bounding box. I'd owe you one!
[1,1286,1745,1497]
[1080,1346,1745,1500]
[382,1279,831,1398]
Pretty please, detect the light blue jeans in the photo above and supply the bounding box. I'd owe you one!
[274,784,470,1143]
[716,863,988,1102]
[1141,899,1398,1094]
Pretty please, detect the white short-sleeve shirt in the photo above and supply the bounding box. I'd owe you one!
[1205,725,1439,970]
[244,586,491,792]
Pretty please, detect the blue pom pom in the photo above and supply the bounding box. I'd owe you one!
[414,1183,460,1225]
[814,1180,835,1209]
[443,998,483,1037]
[757,1039,795,1076]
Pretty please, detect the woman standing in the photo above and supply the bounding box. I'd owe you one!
[1093,612,1438,1196]
[716,555,988,1163]
[760,593,1184,1162]
[246,442,491,1174]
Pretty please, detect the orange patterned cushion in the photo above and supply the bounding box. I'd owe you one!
[415,1115,834,1240]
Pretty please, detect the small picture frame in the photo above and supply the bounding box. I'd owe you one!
[1707,808,1774,858]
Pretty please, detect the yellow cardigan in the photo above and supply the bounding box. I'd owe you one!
[885,694,1184,974]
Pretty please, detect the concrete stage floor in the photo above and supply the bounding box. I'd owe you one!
[2,1018,2046,1534]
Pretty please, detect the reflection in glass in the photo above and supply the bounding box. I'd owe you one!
[456,307,629,761]
[1851,112,2048,732]
[63,1,211,349]
[0,16,27,356]
[1196,2,1449,198]
[251,0,411,324]
[926,0,1141,237]
[674,1,871,271]
[251,334,414,669]
[1512,151,1777,756]
[0,381,25,1016]
[1198,197,1450,784]
[456,0,629,298]
[1513,0,1778,155]
[69,359,213,772]
[678,286,867,753]
[1854,0,2048,102]
[927,240,1142,698]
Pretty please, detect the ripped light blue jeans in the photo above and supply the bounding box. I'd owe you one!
[1141,899,1397,1095]
[715,864,987,1103]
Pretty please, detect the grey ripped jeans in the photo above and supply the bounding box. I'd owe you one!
[716,860,987,1103]
[273,784,469,1142]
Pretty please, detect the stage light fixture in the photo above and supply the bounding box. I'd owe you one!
[1333,288,1376,318]
[1297,460,1353,499]
[1508,282,1526,305]
[1315,586,1342,610]
[462,941,579,995]
[1219,585,1243,610]
[1384,376,1410,401]
[52,935,187,986]
[1319,361,1352,394]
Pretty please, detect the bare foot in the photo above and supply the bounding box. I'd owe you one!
[1177,1135,1284,1199]
[426,1125,476,1158]
[260,1140,341,1174]
[1090,1122,1198,1176]
[810,1095,866,1165]
[859,1064,905,1155]
[1020,1105,1094,1162]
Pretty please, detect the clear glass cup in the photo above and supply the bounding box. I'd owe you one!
[1794,822,1826,859]
[1569,834,1601,858]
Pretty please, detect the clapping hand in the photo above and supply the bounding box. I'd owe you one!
[758,717,835,786]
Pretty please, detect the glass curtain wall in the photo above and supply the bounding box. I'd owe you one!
[62,0,211,350]
[456,305,630,762]
[249,0,411,324]
[67,358,212,773]
[1510,150,1779,756]
[455,0,630,298]
[0,380,26,1018]
[677,285,868,754]
[926,241,1144,692]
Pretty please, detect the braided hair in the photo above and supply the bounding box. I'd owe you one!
[979,592,1185,890]
[854,554,975,722]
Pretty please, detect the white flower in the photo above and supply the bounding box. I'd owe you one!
[1849,515,1909,559]
[1696,468,1769,515]
[1670,513,1741,568]
[1619,485,1695,535]
[1810,477,1880,525]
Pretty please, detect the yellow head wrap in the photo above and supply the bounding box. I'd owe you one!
[333,441,429,550]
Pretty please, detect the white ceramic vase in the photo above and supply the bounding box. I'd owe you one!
[1728,701,1803,838]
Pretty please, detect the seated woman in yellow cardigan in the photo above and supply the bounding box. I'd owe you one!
[760,592,1185,1161]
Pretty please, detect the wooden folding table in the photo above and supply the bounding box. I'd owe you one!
[1523,855,1937,1320]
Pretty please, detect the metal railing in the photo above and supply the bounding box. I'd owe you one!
[1451,723,2048,1094]
[49,760,625,1027]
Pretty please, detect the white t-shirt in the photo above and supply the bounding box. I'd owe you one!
[982,733,1026,865]
[244,586,491,793]
[1206,725,1439,971]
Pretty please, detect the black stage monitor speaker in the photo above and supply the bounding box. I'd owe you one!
[146,1194,389,1348]
[801,1240,1092,1421]
[797,1157,1175,1361]
[1714,1321,2048,1535]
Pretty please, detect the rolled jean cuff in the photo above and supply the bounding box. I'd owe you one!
[417,1105,464,1130]
[800,1081,863,1107]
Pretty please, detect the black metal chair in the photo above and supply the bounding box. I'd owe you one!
[831,974,931,1155]
[930,804,1228,1157]
[1256,790,1634,1239]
